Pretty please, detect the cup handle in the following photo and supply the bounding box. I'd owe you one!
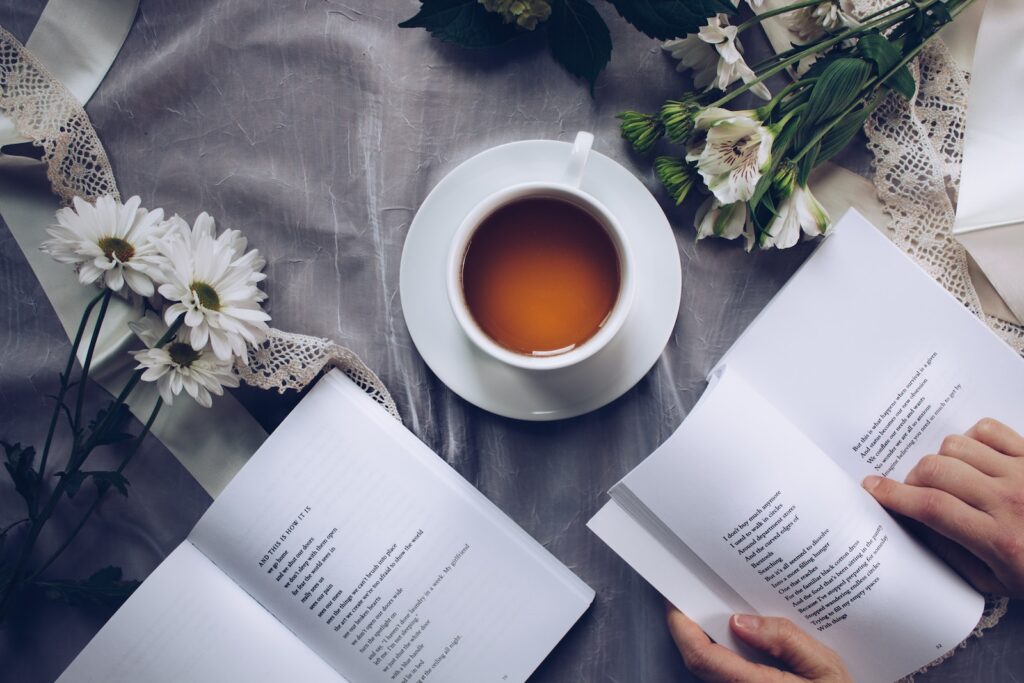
[563,131,594,188]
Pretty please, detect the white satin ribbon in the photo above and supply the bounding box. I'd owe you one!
[0,0,267,496]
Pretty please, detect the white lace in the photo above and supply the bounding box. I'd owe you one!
[0,25,399,419]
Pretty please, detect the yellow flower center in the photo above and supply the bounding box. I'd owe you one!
[98,237,135,262]
[190,281,221,311]
[168,342,201,367]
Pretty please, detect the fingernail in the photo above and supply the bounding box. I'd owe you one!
[862,475,882,492]
[732,614,761,632]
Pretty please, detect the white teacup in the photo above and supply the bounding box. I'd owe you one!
[446,131,635,371]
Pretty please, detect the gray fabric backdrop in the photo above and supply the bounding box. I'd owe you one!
[0,1,1021,681]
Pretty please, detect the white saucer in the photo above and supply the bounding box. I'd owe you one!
[399,139,681,421]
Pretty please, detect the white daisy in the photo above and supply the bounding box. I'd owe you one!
[41,195,167,296]
[686,108,775,205]
[695,197,755,251]
[130,325,240,408]
[762,182,832,249]
[790,0,859,42]
[157,212,270,362]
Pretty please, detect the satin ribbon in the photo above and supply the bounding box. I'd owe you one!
[0,0,266,496]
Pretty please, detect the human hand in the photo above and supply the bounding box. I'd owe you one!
[666,605,852,682]
[863,418,1024,598]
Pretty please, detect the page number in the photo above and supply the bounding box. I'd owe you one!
[935,643,943,650]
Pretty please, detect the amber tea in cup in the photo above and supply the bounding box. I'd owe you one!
[460,196,621,357]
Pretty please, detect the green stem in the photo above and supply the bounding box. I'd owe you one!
[36,288,106,508]
[712,4,918,109]
[27,398,163,583]
[1,316,183,620]
[792,34,930,163]
[78,316,183,458]
[71,289,113,449]
[759,77,818,118]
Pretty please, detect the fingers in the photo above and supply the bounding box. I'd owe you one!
[904,454,994,511]
[919,527,1008,595]
[730,614,844,679]
[862,475,997,562]
[666,606,792,683]
[938,433,1013,478]
[965,418,1024,459]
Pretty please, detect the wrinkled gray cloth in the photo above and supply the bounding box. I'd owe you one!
[1,1,1021,681]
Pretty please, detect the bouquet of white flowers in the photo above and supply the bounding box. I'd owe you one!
[1,194,269,617]
[620,0,974,250]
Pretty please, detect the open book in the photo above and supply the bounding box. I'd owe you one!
[61,371,594,682]
[589,210,1024,683]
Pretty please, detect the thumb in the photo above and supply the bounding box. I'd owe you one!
[730,614,842,679]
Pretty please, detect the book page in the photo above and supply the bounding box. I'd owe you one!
[616,369,983,683]
[189,371,593,683]
[717,210,1024,482]
[58,542,343,682]
[588,500,759,657]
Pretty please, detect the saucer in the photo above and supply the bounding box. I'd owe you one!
[399,139,681,421]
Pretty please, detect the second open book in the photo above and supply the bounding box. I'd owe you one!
[590,210,1024,683]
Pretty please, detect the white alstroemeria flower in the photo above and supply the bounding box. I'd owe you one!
[663,36,719,90]
[695,197,756,251]
[41,195,168,296]
[686,108,774,205]
[762,183,832,249]
[130,315,240,408]
[665,14,770,100]
[157,212,270,362]
[790,0,859,42]
[700,15,772,100]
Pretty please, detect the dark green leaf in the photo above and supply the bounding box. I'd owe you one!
[749,171,775,209]
[797,141,819,185]
[548,0,612,92]
[609,0,734,40]
[34,566,139,610]
[89,471,130,497]
[58,470,87,498]
[398,0,520,48]
[3,441,39,516]
[803,58,873,128]
[856,32,915,99]
[88,402,132,447]
[815,98,882,166]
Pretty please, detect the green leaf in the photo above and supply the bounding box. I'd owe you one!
[88,402,132,447]
[797,141,819,185]
[398,0,520,48]
[57,470,87,498]
[89,471,130,497]
[548,0,612,92]
[34,566,140,610]
[3,441,39,516]
[609,0,734,40]
[856,33,915,99]
[803,58,873,128]
[815,98,882,166]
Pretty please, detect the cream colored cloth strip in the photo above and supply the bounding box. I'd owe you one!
[0,0,139,144]
[0,0,268,496]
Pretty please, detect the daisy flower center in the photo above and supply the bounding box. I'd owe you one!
[190,281,221,311]
[168,342,202,367]
[97,236,135,263]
